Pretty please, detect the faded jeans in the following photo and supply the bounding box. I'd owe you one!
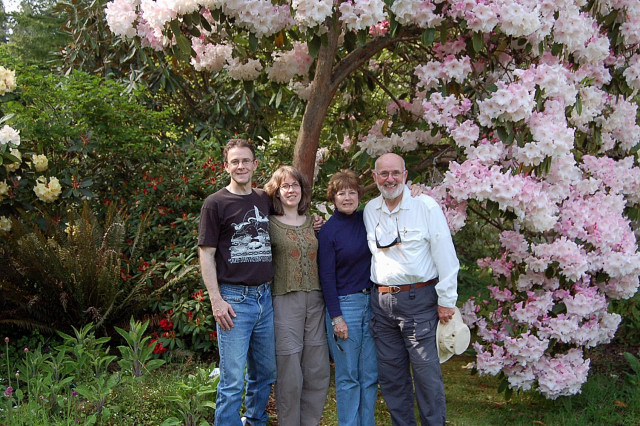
[326,291,379,426]
[215,282,277,426]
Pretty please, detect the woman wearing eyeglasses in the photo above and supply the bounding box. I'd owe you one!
[317,170,378,426]
[264,165,330,426]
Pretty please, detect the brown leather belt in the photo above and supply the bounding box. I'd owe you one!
[376,278,438,294]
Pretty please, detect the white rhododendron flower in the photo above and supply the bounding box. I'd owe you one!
[33,176,62,203]
[0,66,17,95]
[31,154,49,172]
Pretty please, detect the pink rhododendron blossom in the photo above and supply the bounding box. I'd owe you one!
[266,42,314,83]
[391,0,443,28]
[292,0,333,30]
[474,342,508,376]
[339,0,387,31]
[504,331,549,364]
[104,0,137,38]
[535,349,590,399]
[225,57,263,81]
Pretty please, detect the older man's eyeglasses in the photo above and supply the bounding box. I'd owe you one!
[375,217,402,249]
[375,170,404,179]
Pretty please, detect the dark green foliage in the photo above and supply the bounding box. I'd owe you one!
[0,204,152,333]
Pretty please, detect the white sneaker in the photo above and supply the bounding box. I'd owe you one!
[241,417,248,426]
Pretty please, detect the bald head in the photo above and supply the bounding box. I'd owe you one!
[375,153,405,171]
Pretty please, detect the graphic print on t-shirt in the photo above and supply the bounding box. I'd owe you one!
[229,205,272,263]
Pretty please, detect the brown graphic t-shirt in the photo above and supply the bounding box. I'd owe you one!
[198,188,274,286]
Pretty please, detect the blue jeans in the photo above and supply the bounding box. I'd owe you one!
[326,292,378,426]
[215,283,277,426]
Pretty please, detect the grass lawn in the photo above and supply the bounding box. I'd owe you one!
[314,352,640,425]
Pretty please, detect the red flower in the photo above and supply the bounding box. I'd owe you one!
[193,290,205,301]
[150,339,167,354]
[209,331,217,341]
[159,318,173,331]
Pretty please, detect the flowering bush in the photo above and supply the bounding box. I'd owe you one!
[104,0,640,399]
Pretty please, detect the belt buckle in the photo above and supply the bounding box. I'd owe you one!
[389,285,401,295]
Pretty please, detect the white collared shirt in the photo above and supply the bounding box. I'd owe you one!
[363,186,459,308]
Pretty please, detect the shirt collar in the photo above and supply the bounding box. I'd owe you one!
[376,186,410,215]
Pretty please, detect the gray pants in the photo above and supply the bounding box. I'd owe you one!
[273,290,330,426]
[371,284,446,426]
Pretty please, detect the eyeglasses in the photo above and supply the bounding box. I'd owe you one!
[375,170,404,179]
[228,158,254,167]
[375,217,402,249]
[280,182,301,191]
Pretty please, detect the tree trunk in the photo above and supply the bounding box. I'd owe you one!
[293,24,340,183]
[293,27,419,184]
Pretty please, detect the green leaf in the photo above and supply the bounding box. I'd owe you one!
[472,32,483,52]
[249,33,259,52]
[308,35,321,59]
[496,126,509,144]
[357,29,368,46]
[176,33,192,57]
[421,28,435,46]
[575,92,582,116]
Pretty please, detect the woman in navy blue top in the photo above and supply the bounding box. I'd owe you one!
[318,170,378,426]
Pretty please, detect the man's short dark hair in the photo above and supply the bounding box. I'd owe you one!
[223,138,255,162]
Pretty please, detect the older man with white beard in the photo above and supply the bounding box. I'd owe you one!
[363,152,460,426]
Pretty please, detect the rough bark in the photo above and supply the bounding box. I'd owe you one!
[293,26,420,184]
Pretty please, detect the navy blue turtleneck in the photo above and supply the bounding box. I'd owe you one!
[318,209,373,319]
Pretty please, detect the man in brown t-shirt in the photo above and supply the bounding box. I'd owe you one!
[198,138,276,426]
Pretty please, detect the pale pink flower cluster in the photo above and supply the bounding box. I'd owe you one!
[535,349,590,399]
[510,291,554,326]
[191,41,232,72]
[415,56,472,89]
[623,54,640,92]
[553,6,609,64]
[442,160,558,232]
[289,81,313,101]
[220,1,292,37]
[477,81,535,126]
[529,238,588,282]
[357,125,441,157]
[504,331,549,364]
[338,0,387,31]
[224,57,262,81]
[104,0,138,38]
[386,98,425,119]
[266,42,313,84]
[463,139,505,164]
[369,20,389,36]
[390,0,443,28]
[465,2,499,33]
[422,94,474,146]
[497,0,542,38]
[292,0,333,30]
[314,147,329,181]
[513,99,574,166]
[597,96,640,152]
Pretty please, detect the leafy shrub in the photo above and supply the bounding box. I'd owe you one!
[0,204,159,333]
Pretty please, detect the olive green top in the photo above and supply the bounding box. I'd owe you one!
[269,215,321,296]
